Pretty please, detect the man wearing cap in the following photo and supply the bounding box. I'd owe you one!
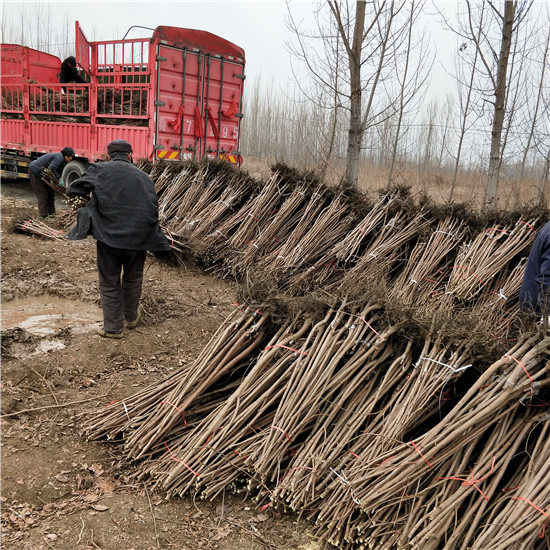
[66,140,170,338]
[28,147,75,217]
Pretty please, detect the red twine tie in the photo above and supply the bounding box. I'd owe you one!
[436,456,496,502]
[270,425,292,442]
[163,441,199,477]
[160,400,187,427]
[264,343,309,356]
[511,496,549,538]
[409,441,433,468]
[502,354,534,395]
[516,220,536,238]
[234,301,262,316]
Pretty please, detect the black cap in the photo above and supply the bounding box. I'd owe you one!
[61,147,75,158]
[107,139,133,155]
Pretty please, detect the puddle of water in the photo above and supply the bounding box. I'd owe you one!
[2,296,102,335]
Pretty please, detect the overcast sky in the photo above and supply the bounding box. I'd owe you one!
[2,0,460,100]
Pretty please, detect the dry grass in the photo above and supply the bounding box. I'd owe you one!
[242,155,546,209]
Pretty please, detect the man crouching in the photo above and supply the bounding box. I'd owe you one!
[66,139,170,338]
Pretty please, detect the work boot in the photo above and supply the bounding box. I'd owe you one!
[126,310,141,329]
[97,328,123,339]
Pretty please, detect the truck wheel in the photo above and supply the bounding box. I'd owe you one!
[61,160,86,186]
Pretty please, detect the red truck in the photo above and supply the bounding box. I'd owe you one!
[1,21,245,185]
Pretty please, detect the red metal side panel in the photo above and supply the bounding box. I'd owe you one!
[1,119,26,147]
[1,45,25,78]
[1,44,60,82]
[155,44,243,161]
[29,121,91,153]
[96,126,149,159]
[202,58,243,159]
[155,44,202,159]
[75,21,92,73]
[27,50,61,82]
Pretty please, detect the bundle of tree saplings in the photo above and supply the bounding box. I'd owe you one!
[316,335,550,548]
[17,218,65,240]
[83,159,550,549]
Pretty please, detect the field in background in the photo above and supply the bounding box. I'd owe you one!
[243,156,545,210]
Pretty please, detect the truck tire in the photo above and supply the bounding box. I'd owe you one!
[61,160,86,186]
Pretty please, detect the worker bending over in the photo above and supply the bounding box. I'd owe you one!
[28,147,74,217]
[66,140,170,338]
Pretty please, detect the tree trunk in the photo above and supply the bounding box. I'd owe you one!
[484,0,515,210]
[344,1,366,189]
[387,2,414,188]
[519,26,549,186]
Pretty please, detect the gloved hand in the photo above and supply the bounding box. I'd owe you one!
[58,179,65,188]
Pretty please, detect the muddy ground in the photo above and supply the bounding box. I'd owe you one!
[1,183,318,550]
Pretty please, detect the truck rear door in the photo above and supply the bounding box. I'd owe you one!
[154,43,244,162]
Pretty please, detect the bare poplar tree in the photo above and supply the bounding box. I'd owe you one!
[440,1,534,208]
[386,0,432,187]
[518,22,549,190]
[287,1,422,188]
[483,1,517,208]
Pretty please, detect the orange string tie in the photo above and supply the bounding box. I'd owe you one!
[271,425,292,442]
[451,265,484,284]
[264,344,309,356]
[165,228,174,249]
[105,399,120,407]
[502,354,534,395]
[409,441,433,468]
[234,301,263,316]
[232,449,248,460]
[516,220,536,238]
[436,456,496,502]
[163,441,200,477]
[511,496,549,538]
[350,313,385,341]
[160,400,187,427]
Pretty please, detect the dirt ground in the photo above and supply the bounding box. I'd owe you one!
[1,183,318,550]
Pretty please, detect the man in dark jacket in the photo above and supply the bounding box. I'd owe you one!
[28,147,74,217]
[66,139,170,338]
[59,56,86,84]
[520,221,550,315]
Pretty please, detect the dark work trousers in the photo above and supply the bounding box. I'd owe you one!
[96,241,147,333]
[29,171,55,217]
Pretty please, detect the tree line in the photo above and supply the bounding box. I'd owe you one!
[241,1,549,209]
[3,1,548,208]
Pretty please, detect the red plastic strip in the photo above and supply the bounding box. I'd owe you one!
[271,425,292,442]
[502,354,534,395]
[163,441,199,477]
[348,313,384,341]
[160,400,187,427]
[234,301,263,316]
[264,344,309,356]
[516,220,536,238]
[511,496,550,518]
[410,441,433,468]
